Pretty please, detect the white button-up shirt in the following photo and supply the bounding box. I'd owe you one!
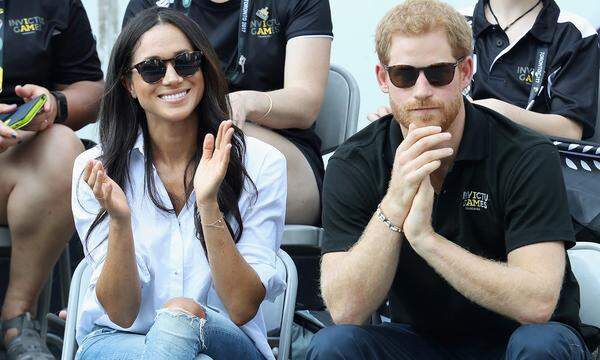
[72,133,287,360]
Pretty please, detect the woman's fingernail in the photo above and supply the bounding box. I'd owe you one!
[11,133,17,138]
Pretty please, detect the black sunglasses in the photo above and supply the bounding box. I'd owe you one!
[130,51,203,84]
[383,57,464,88]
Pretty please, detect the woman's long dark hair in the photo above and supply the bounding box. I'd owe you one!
[82,7,255,254]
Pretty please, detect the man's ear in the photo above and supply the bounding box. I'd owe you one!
[376,64,390,93]
[459,56,474,90]
[121,76,136,99]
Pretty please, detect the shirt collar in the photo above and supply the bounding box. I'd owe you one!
[455,98,490,162]
[473,0,558,44]
[133,129,145,156]
[385,98,489,168]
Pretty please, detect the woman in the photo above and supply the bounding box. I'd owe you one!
[72,7,286,359]
[123,0,332,225]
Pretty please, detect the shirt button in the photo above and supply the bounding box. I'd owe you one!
[174,271,179,275]
[496,39,504,47]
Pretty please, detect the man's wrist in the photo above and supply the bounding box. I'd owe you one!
[50,90,68,124]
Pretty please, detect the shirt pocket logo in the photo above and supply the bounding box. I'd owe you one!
[8,16,45,35]
[462,190,490,211]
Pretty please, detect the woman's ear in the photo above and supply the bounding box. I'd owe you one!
[121,76,137,99]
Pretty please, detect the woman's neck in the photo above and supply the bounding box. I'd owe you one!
[147,115,198,167]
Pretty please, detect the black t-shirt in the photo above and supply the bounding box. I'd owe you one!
[0,0,103,105]
[123,0,333,183]
[470,0,599,140]
[321,99,583,344]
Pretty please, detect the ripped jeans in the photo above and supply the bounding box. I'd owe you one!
[75,305,265,360]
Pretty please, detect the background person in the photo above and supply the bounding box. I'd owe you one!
[469,0,599,141]
[122,0,332,225]
[0,0,103,358]
[73,8,286,359]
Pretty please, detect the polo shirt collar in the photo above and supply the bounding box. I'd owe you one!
[473,0,559,44]
[455,99,490,162]
[385,98,489,168]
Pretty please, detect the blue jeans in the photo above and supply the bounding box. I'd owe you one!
[76,306,265,360]
[307,322,592,359]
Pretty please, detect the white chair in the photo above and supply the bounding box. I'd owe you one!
[567,242,600,329]
[61,249,298,360]
[567,242,600,356]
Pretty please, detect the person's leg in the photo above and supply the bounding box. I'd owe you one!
[76,327,145,360]
[0,125,83,343]
[244,123,320,225]
[307,323,447,360]
[506,322,592,360]
[200,305,263,360]
[142,297,263,360]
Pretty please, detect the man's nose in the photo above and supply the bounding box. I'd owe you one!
[412,71,434,100]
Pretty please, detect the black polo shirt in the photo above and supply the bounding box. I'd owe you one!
[322,98,583,344]
[0,0,103,105]
[470,0,599,140]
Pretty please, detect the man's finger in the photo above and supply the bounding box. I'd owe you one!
[396,131,451,166]
[397,126,443,153]
[0,103,17,114]
[0,124,18,140]
[406,147,454,172]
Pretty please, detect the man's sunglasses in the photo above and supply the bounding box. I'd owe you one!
[130,51,203,84]
[383,57,464,88]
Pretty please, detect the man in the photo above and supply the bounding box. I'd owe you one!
[0,0,103,358]
[469,0,599,141]
[307,0,592,359]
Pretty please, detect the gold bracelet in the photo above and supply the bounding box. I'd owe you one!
[204,216,226,229]
[260,92,273,120]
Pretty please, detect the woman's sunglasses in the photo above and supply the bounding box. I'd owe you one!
[383,57,464,88]
[130,51,203,84]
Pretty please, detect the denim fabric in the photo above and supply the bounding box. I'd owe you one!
[307,321,591,360]
[75,305,265,360]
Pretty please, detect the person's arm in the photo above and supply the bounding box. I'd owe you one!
[402,176,566,324]
[14,81,104,132]
[82,159,141,328]
[321,125,454,325]
[194,121,266,325]
[229,36,331,129]
[472,98,583,140]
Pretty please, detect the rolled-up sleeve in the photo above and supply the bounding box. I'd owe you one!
[236,144,287,302]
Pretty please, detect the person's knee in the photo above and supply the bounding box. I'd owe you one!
[507,323,575,359]
[162,297,206,319]
[307,325,367,359]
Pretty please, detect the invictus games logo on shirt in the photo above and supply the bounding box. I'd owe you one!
[9,17,45,34]
[250,7,280,38]
[516,65,534,85]
[462,191,489,211]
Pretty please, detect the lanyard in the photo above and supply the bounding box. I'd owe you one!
[526,46,548,110]
[236,0,251,74]
[0,0,5,94]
